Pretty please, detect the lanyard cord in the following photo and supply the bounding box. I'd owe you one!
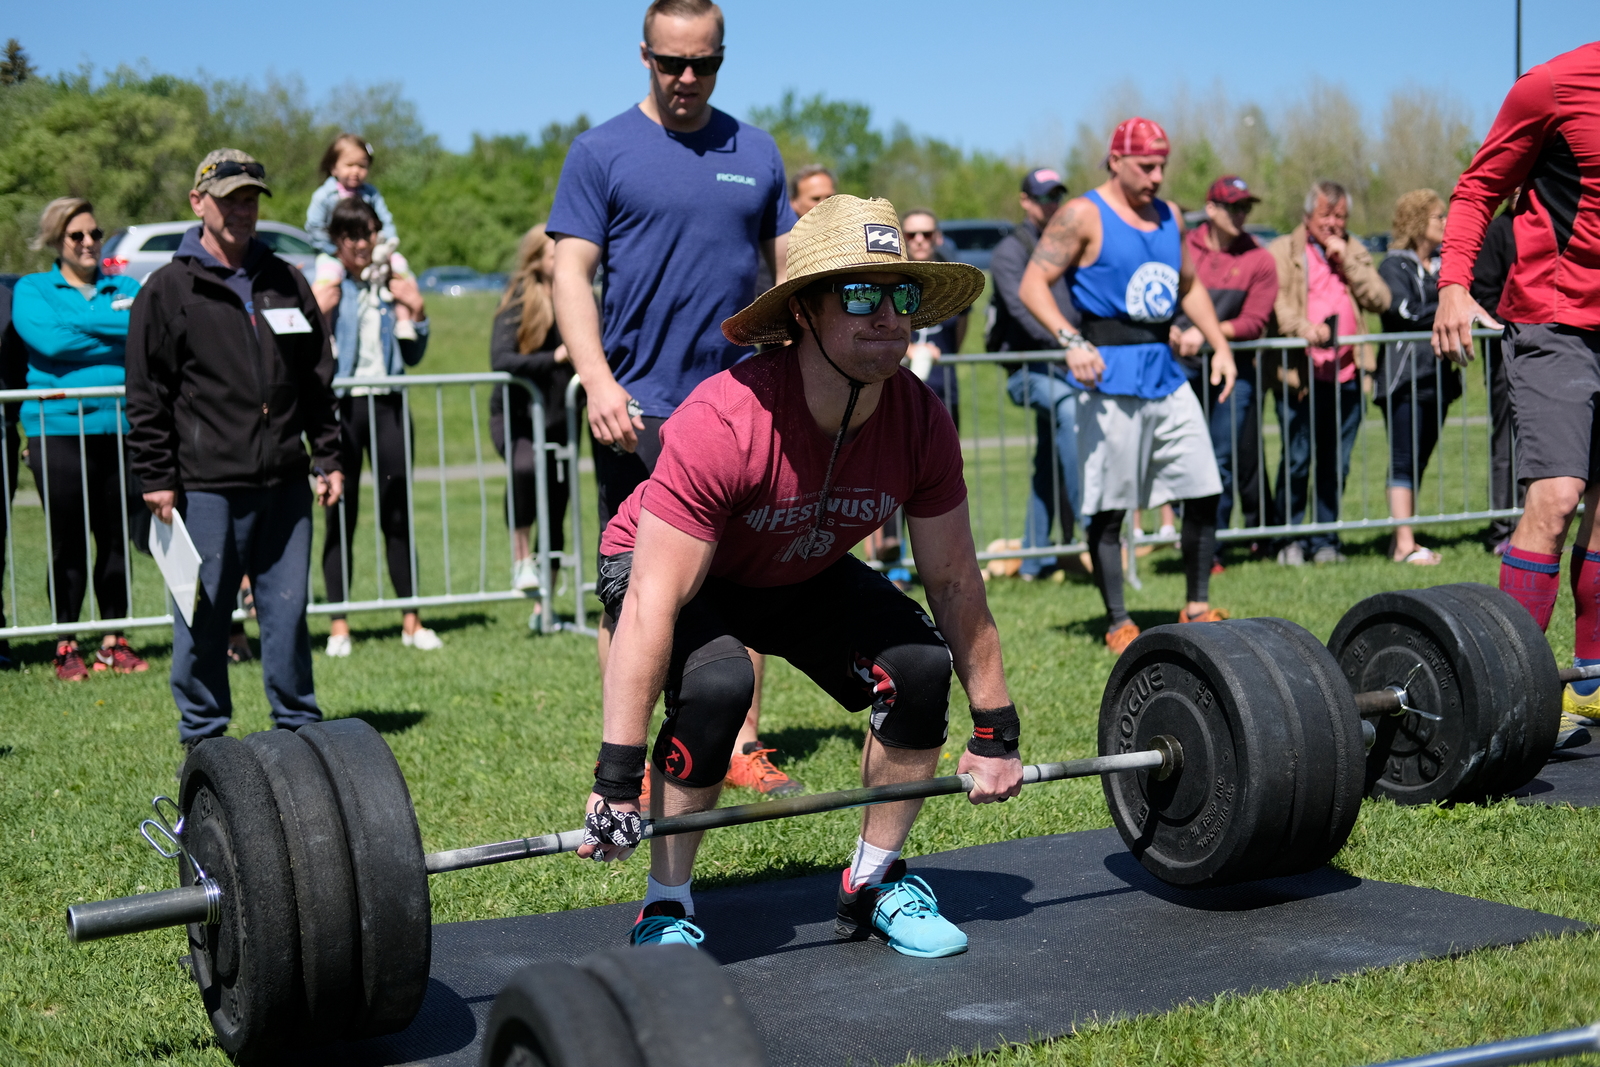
[798,305,866,557]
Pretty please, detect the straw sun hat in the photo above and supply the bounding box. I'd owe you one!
[721,195,986,347]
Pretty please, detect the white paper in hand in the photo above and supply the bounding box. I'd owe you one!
[149,510,203,626]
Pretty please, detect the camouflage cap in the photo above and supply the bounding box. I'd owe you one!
[193,148,272,198]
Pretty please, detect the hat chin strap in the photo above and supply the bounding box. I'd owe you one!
[797,304,867,560]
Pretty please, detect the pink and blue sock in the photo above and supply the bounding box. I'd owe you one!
[1570,548,1600,696]
[1500,546,1561,632]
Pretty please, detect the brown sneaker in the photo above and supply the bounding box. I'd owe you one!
[1105,620,1141,656]
[724,743,804,796]
[1178,607,1231,624]
[97,637,150,674]
[54,641,89,682]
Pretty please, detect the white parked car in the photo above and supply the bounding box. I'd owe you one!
[101,220,318,283]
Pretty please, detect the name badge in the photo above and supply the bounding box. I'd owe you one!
[111,297,135,311]
[261,307,313,334]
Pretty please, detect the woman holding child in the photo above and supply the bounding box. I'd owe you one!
[313,196,436,654]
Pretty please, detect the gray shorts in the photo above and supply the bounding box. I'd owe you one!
[1076,386,1222,514]
[1504,322,1600,484]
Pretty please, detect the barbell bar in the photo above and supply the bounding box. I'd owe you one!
[67,740,1181,942]
[1352,663,1600,718]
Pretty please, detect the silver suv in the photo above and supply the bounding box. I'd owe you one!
[101,220,318,283]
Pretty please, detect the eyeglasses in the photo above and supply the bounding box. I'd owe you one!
[647,49,724,77]
[199,159,266,183]
[64,228,104,244]
[831,281,922,316]
[905,231,938,241]
[1033,189,1067,205]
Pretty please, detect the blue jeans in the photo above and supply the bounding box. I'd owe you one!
[1006,365,1081,577]
[171,482,321,741]
[1182,362,1262,531]
[1273,377,1363,553]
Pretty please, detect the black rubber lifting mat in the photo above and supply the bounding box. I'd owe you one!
[301,827,1587,1067]
[1516,735,1600,807]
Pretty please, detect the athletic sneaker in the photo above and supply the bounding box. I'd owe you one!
[1277,542,1306,567]
[511,557,540,591]
[325,633,352,657]
[1561,685,1600,726]
[1178,607,1231,624]
[724,743,804,796]
[95,637,149,674]
[628,900,704,948]
[1312,546,1348,565]
[1555,713,1593,751]
[836,860,967,958]
[1105,620,1140,656]
[54,641,89,682]
[402,627,443,650]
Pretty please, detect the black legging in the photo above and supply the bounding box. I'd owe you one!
[27,433,136,625]
[504,436,568,557]
[1087,496,1219,631]
[323,393,415,606]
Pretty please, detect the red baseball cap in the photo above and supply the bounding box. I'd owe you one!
[1206,175,1260,205]
[1106,117,1170,161]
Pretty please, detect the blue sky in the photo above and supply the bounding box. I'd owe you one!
[10,1,1596,156]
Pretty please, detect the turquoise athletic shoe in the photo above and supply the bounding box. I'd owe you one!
[835,860,968,959]
[628,901,705,948]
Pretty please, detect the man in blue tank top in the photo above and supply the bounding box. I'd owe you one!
[1018,117,1237,655]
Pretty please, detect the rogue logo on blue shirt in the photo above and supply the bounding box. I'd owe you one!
[716,172,757,186]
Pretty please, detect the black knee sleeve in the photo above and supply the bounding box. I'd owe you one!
[861,639,952,750]
[653,635,754,787]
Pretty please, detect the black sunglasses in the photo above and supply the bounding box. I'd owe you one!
[647,49,724,77]
[831,281,922,316]
[1033,188,1067,205]
[200,160,266,183]
[65,228,104,244]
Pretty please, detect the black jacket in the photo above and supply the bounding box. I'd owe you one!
[125,241,340,492]
[1469,212,1518,319]
[985,221,1078,365]
[488,297,574,455]
[1377,249,1461,402]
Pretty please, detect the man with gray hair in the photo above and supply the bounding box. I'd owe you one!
[1265,180,1390,565]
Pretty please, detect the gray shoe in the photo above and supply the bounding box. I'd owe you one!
[1312,546,1347,565]
[1276,542,1306,566]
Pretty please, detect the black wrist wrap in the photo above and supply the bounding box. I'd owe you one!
[593,742,648,800]
[967,704,1021,757]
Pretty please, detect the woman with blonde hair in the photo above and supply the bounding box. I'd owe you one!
[13,197,149,679]
[490,224,574,599]
[1378,188,1460,564]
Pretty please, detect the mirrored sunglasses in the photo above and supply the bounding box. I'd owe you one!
[831,281,922,316]
[648,50,724,77]
[200,160,266,183]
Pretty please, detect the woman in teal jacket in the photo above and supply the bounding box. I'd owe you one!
[13,197,148,681]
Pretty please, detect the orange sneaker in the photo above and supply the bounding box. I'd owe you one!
[724,744,804,796]
[638,767,653,815]
[1178,607,1231,623]
[1105,620,1140,656]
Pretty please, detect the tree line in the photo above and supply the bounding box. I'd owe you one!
[0,42,1479,274]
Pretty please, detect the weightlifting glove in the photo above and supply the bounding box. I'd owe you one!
[582,800,644,862]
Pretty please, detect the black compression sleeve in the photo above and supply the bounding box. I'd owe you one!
[593,742,647,800]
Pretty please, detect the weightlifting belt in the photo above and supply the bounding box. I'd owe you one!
[1080,313,1172,347]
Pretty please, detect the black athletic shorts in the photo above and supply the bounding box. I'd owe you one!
[592,416,668,531]
[597,552,953,785]
[1504,322,1600,484]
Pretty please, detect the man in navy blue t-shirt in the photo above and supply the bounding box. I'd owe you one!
[549,0,795,531]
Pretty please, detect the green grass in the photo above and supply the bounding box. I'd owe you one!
[3,294,1596,1065]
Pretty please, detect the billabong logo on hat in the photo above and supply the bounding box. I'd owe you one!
[864,224,902,255]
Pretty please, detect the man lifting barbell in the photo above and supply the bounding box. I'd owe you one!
[575,195,1024,957]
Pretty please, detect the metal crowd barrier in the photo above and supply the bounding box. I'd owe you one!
[937,328,1513,584]
[0,373,572,642]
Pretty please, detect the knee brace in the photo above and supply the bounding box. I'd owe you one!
[652,635,754,787]
[858,639,952,750]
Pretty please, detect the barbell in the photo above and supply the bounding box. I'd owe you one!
[63,584,1582,1063]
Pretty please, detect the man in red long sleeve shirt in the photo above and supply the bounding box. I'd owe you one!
[1435,40,1600,722]
[1170,176,1278,539]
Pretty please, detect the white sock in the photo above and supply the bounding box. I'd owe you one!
[643,874,694,917]
[849,837,902,890]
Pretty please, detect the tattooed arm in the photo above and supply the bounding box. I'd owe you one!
[1019,197,1103,384]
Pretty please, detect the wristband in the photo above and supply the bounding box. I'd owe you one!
[593,742,647,800]
[967,704,1021,758]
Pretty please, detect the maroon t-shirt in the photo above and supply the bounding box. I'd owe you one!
[599,349,967,587]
